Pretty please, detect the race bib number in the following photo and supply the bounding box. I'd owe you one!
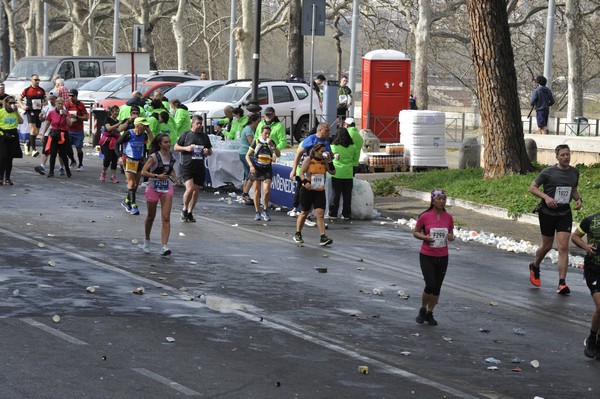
[32,99,42,110]
[257,154,272,166]
[192,145,204,160]
[153,178,169,193]
[310,174,325,190]
[125,159,139,173]
[338,94,348,105]
[429,228,448,248]
[554,186,572,204]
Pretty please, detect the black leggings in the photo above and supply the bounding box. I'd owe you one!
[419,253,448,296]
[101,143,118,170]
[49,136,71,175]
[0,138,14,181]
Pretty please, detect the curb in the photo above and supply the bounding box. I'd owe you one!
[397,188,541,226]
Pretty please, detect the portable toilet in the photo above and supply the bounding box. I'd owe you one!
[361,49,411,143]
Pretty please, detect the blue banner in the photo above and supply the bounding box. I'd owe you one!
[270,164,296,208]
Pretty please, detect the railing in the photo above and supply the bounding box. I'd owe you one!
[445,114,465,142]
[522,116,600,136]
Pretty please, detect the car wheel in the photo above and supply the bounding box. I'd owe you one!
[294,116,309,143]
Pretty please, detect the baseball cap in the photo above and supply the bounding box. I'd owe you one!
[344,117,354,125]
[49,91,57,97]
[264,106,275,115]
[134,117,149,126]
[69,89,78,96]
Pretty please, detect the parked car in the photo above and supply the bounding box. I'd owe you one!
[187,79,320,141]
[163,80,226,104]
[80,70,199,110]
[3,56,115,96]
[98,81,180,109]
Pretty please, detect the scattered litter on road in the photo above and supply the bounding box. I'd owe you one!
[400,351,411,356]
[178,232,186,237]
[357,267,365,271]
[397,290,410,299]
[48,260,56,267]
[158,277,167,281]
[149,271,158,275]
[86,286,96,293]
[160,293,168,297]
[490,301,498,306]
[411,333,420,337]
[250,260,258,264]
[213,191,220,195]
[357,258,364,262]
[372,288,383,295]
[47,233,55,237]
[37,242,45,248]
[52,315,61,323]
[97,243,105,248]
[131,239,139,244]
[199,295,207,303]
[511,357,521,363]
[530,359,540,368]
[322,254,329,258]
[479,328,490,333]
[165,337,175,343]
[231,223,238,227]
[486,366,498,371]
[511,367,521,372]
[512,327,526,335]
[442,336,453,342]
[358,365,369,374]
[189,261,197,265]
[314,267,327,273]
[485,357,501,365]
[133,287,145,295]
[12,289,19,297]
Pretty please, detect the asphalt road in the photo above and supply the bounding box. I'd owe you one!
[1,152,599,399]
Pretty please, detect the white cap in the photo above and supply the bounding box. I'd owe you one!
[344,117,354,125]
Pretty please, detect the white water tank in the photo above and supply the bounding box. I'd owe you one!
[399,110,446,168]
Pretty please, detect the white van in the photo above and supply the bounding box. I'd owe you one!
[2,56,116,96]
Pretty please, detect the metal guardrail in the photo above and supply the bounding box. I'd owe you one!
[522,116,600,136]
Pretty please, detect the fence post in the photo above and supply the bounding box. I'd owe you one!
[461,113,465,142]
[555,117,560,135]
[290,109,295,146]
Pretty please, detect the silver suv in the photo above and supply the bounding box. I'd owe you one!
[187,79,320,141]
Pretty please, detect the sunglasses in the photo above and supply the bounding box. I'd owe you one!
[68,94,75,97]
[33,79,40,81]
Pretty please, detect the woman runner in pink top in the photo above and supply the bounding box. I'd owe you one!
[412,189,455,326]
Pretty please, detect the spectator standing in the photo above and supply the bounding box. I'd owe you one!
[246,125,280,222]
[238,114,261,205]
[255,107,287,150]
[0,96,24,185]
[18,74,47,157]
[55,78,70,106]
[140,133,179,257]
[67,89,89,171]
[336,76,353,120]
[412,189,455,326]
[328,127,357,219]
[312,74,326,110]
[530,75,554,135]
[528,144,581,295]
[0,83,8,102]
[343,117,363,175]
[174,115,213,223]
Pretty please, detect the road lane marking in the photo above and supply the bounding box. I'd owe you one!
[132,368,200,396]
[20,317,89,346]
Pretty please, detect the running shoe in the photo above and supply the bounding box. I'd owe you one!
[529,262,541,287]
[319,235,333,246]
[425,312,438,326]
[130,204,140,215]
[287,208,299,217]
[584,336,597,359]
[77,165,85,172]
[415,307,426,324]
[66,170,72,178]
[31,150,40,157]
[327,213,337,220]
[110,175,119,183]
[293,232,304,243]
[4,180,13,185]
[141,240,151,254]
[34,165,45,175]
[47,173,54,178]
[180,210,189,222]
[242,193,253,205]
[70,160,77,168]
[100,171,106,182]
[254,212,261,221]
[261,210,271,221]
[304,218,317,227]
[186,212,196,222]
[121,200,132,213]
[59,167,65,176]
[160,246,172,256]
[557,283,571,295]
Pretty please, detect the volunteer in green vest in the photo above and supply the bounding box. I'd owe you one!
[329,127,358,220]
[255,107,287,150]
[170,99,191,136]
[224,107,247,140]
[344,117,363,175]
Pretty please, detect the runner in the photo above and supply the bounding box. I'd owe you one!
[66,89,89,171]
[528,144,582,294]
[173,114,212,223]
[293,143,335,246]
[571,212,600,359]
[140,134,179,257]
[246,125,280,221]
[39,97,73,178]
[412,189,455,326]
[99,105,121,183]
[18,74,46,157]
[115,117,150,215]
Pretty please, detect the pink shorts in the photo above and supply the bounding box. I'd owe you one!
[145,184,174,203]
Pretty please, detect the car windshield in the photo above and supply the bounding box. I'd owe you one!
[100,76,144,92]
[78,76,120,91]
[203,86,249,103]
[165,84,204,103]
[108,83,154,100]
[8,59,59,81]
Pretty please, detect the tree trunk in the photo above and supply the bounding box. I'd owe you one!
[287,0,303,79]
[467,0,533,179]
[235,0,253,79]
[333,15,342,79]
[566,0,583,121]
[172,0,187,72]
[0,8,9,77]
[413,0,431,110]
